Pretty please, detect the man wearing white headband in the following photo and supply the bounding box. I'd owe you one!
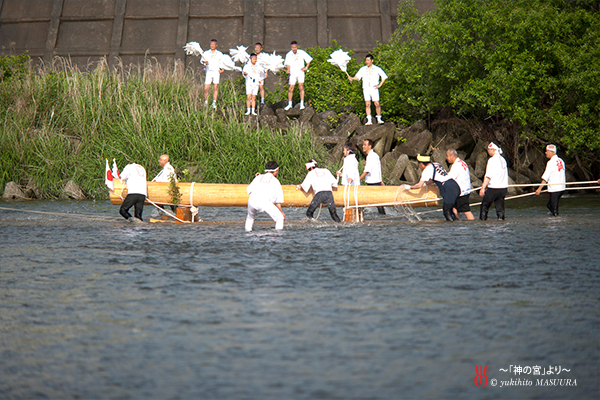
[296,160,341,222]
[446,148,475,220]
[479,142,508,220]
[535,144,566,216]
[410,154,461,221]
[245,161,285,231]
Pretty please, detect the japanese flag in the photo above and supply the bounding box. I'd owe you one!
[112,158,120,179]
[105,159,114,191]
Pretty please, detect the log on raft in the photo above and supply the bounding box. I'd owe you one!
[109,179,439,208]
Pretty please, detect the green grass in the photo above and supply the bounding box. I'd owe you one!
[0,57,330,199]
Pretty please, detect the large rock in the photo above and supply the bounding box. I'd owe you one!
[332,113,360,138]
[404,160,421,184]
[380,152,398,181]
[316,110,338,129]
[432,148,449,171]
[311,121,331,137]
[258,115,279,131]
[275,108,289,125]
[507,176,523,195]
[508,168,531,185]
[2,181,27,200]
[388,154,410,185]
[284,104,302,117]
[63,180,85,200]
[298,106,315,125]
[473,150,489,179]
[354,123,394,148]
[395,129,432,157]
[258,105,275,116]
[24,180,41,199]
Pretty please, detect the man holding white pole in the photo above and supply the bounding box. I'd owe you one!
[535,144,566,216]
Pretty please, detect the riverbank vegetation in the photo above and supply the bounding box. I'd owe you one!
[1,0,598,199]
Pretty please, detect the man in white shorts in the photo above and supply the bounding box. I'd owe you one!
[201,39,225,109]
[245,161,286,231]
[349,54,388,125]
[243,53,265,115]
[254,42,268,104]
[284,41,312,110]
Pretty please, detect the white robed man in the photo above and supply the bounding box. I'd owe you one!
[296,160,341,222]
[119,163,147,222]
[410,154,461,221]
[245,161,286,231]
[242,53,265,115]
[535,144,566,216]
[348,54,387,125]
[201,39,225,109]
[446,148,475,220]
[479,142,509,220]
[337,143,360,186]
[152,154,177,212]
[254,42,268,104]
[284,41,312,110]
[360,139,386,214]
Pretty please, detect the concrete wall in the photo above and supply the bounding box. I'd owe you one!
[1,0,435,67]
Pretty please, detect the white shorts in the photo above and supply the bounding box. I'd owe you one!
[246,84,259,96]
[289,70,305,85]
[205,70,220,84]
[245,199,284,231]
[363,86,380,102]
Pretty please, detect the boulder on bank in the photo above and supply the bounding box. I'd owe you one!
[395,129,432,157]
[63,180,85,200]
[2,181,27,200]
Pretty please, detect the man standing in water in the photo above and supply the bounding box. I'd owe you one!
[360,139,386,214]
[535,144,566,216]
[119,163,147,222]
[296,160,341,222]
[446,148,475,220]
[201,39,225,109]
[284,41,312,110]
[245,161,285,231]
[152,154,177,213]
[410,154,461,221]
[337,143,360,186]
[479,142,509,220]
[348,54,387,125]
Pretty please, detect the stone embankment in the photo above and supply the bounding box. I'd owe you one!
[251,102,576,196]
[3,180,85,201]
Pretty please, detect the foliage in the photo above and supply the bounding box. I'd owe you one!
[0,56,329,198]
[379,0,600,158]
[0,52,30,82]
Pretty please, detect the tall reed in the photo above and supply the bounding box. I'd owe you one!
[0,57,331,199]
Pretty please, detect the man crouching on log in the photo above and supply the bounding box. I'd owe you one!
[245,161,285,232]
[296,160,341,222]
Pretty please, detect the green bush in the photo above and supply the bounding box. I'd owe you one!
[378,0,600,159]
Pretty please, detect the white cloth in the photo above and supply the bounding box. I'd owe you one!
[420,163,451,183]
[354,65,387,89]
[300,168,338,194]
[246,172,284,231]
[485,153,509,189]
[363,150,382,184]
[120,163,147,196]
[152,162,177,183]
[201,49,224,73]
[284,49,312,73]
[341,154,360,186]
[541,154,566,192]
[448,158,472,195]
[247,173,284,204]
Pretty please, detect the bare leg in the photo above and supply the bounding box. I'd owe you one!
[298,83,305,102]
[212,84,219,101]
[365,100,372,117]
[204,84,211,102]
[288,84,295,102]
[374,100,381,116]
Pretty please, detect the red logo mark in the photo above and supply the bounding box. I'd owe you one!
[557,160,564,172]
[474,365,488,387]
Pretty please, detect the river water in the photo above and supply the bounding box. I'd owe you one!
[1,195,599,400]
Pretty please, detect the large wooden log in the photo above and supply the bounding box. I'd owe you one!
[109,180,439,208]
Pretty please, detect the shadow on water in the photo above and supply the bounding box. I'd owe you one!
[0,195,599,399]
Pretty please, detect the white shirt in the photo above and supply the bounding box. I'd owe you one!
[300,168,338,194]
[243,62,265,86]
[341,154,360,186]
[247,173,284,204]
[354,65,388,89]
[120,163,147,196]
[485,153,509,189]
[364,150,382,184]
[284,49,312,73]
[448,158,472,195]
[201,49,224,73]
[541,154,566,192]
[420,163,451,183]
[152,162,177,183]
